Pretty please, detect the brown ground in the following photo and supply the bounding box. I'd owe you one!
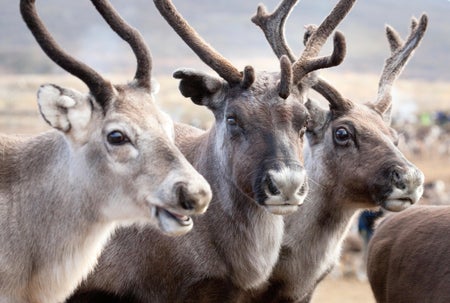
[312,277,375,303]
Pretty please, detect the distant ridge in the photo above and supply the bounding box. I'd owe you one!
[2,0,449,81]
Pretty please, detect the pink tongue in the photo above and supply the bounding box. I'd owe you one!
[170,211,189,221]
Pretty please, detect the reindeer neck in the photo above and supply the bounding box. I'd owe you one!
[270,145,360,301]
[1,131,117,303]
[175,124,285,290]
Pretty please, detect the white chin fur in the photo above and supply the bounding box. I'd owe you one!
[382,200,412,212]
[265,204,300,215]
[158,210,193,236]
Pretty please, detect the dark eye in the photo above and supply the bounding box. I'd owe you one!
[107,130,130,145]
[226,116,237,126]
[334,127,351,145]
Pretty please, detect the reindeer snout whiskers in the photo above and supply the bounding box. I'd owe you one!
[383,165,424,212]
[175,181,212,214]
[263,166,308,215]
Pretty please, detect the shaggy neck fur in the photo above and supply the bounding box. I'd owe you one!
[67,123,286,303]
[0,132,117,303]
[246,141,360,303]
[179,125,286,290]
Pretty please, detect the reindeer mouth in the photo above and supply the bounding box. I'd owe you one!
[151,206,194,235]
[264,204,301,215]
[382,198,413,212]
[158,207,193,226]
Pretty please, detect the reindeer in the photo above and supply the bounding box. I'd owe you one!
[0,1,212,302]
[238,2,426,302]
[65,0,354,302]
[367,205,450,303]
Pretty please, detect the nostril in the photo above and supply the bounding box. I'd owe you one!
[176,183,195,211]
[391,169,406,190]
[265,174,281,196]
[298,183,307,196]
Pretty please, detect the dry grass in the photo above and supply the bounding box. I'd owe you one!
[313,277,375,303]
[0,74,214,134]
[2,72,450,134]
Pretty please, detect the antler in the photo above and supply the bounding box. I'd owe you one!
[20,0,113,107]
[375,14,428,114]
[153,0,254,88]
[252,0,298,62]
[91,0,152,91]
[252,0,354,86]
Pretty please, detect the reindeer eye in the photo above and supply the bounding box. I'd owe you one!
[107,130,130,145]
[334,127,351,145]
[226,116,238,126]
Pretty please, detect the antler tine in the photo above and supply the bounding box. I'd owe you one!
[91,0,152,90]
[251,0,299,62]
[300,26,352,114]
[292,31,346,85]
[292,0,356,84]
[153,0,247,86]
[252,0,353,85]
[279,55,293,99]
[385,26,404,53]
[375,14,428,114]
[312,78,353,114]
[20,0,113,107]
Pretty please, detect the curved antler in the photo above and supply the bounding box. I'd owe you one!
[253,0,354,86]
[375,14,428,114]
[292,31,346,85]
[279,55,293,99]
[153,0,252,87]
[312,79,353,113]
[20,0,113,107]
[90,0,152,91]
[252,0,298,62]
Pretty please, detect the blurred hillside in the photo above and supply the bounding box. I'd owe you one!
[0,0,449,81]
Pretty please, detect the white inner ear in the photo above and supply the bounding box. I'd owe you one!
[38,84,93,133]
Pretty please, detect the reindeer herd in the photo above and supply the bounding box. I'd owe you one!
[0,0,439,302]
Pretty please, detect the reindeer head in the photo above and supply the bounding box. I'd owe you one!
[305,16,427,211]
[254,0,425,212]
[20,0,212,235]
[153,0,351,215]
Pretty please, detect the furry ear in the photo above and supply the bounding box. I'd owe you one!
[305,98,330,144]
[37,84,94,143]
[173,69,223,109]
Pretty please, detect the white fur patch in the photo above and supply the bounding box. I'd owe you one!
[38,85,74,131]
[29,223,116,303]
[38,84,92,139]
[265,166,307,210]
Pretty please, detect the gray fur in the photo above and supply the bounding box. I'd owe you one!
[2,1,212,301]
[367,205,450,303]
[67,69,311,303]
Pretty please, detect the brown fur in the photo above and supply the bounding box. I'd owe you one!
[367,205,450,303]
[66,0,353,301]
[239,9,426,302]
[67,70,310,303]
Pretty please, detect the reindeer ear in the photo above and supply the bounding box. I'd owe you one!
[37,84,93,140]
[305,98,330,143]
[173,69,223,109]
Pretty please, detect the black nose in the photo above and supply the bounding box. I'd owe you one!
[265,174,281,195]
[176,183,195,210]
[390,167,406,190]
